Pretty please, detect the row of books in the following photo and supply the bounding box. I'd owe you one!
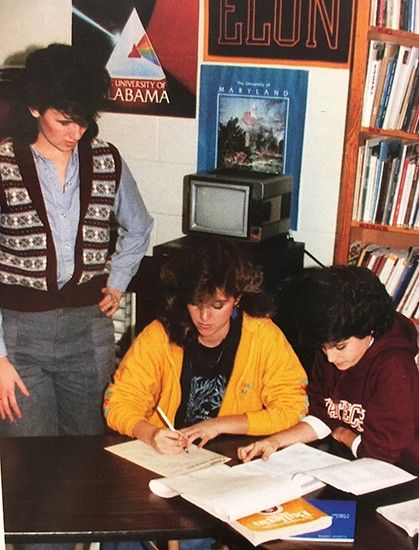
[353,138,418,227]
[362,41,419,131]
[357,244,419,319]
[370,0,419,33]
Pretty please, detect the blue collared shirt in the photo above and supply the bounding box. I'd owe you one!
[0,144,153,356]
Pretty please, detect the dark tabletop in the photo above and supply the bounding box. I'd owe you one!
[1,433,418,548]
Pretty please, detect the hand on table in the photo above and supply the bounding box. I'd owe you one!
[237,435,280,462]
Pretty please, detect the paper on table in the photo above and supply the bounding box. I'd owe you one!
[151,463,305,522]
[239,442,349,492]
[105,439,230,477]
[377,498,419,537]
[307,457,416,495]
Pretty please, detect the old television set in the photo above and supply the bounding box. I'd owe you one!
[182,169,292,241]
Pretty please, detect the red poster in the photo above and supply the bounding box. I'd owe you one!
[72,0,199,117]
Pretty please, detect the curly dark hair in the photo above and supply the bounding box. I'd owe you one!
[5,43,110,143]
[294,265,395,348]
[158,237,276,346]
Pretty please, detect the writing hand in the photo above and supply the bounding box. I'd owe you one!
[99,286,123,317]
[151,427,190,455]
[0,356,29,422]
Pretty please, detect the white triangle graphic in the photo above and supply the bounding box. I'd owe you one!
[106,9,165,80]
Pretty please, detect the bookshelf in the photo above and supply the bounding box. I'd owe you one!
[333,2,418,320]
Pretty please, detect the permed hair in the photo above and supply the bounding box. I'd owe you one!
[5,43,110,143]
[294,265,395,348]
[158,237,276,346]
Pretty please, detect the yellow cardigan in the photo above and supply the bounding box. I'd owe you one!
[104,313,308,437]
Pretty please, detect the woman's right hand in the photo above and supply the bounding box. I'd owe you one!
[150,427,190,455]
[0,356,29,422]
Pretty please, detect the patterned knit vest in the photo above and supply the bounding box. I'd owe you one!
[0,138,121,311]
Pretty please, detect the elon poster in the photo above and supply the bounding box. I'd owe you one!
[72,0,199,117]
[197,65,308,229]
[204,0,355,67]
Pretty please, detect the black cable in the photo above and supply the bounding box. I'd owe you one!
[304,249,326,268]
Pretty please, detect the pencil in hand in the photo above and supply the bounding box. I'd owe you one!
[156,406,189,453]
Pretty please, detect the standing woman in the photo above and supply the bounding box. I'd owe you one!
[0,43,153,437]
[104,237,308,454]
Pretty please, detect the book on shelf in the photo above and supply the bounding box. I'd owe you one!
[370,43,399,128]
[377,497,419,538]
[377,248,399,286]
[370,139,401,222]
[148,443,416,523]
[399,266,419,318]
[390,143,418,226]
[284,499,357,543]
[358,245,419,310]
[362,40,386,127]
[357,243,381,268]
[356,138,382,221]
[402,65,419,132]
[393,247,419,308]
[404,162,419,227]
[228,498,333,546]
[375,45,399,129]
[396,57,418,129]
[382,46,419,130]
[375,141,403,224]
[385,141,408,225]
[385,248,410,298]
[371,0,419,32]
[352,138,418,227]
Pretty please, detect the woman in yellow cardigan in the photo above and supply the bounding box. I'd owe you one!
[104,237,308,454]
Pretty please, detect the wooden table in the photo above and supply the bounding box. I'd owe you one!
[1,434,418,548]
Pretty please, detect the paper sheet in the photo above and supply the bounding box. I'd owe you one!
[105,439,230,477]
[377,498,419,537]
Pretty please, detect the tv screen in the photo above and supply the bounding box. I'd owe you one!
[191,181,249,238]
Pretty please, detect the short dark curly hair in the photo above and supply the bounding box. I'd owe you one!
[158,237,276,346]
[5,43,110,143]
[294,265,395,348]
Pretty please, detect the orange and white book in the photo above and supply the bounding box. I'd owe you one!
[230,498,332,546]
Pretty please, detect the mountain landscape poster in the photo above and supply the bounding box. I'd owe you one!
[197,64,308,228]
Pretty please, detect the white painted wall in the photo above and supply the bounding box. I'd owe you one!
[0,0,349,266]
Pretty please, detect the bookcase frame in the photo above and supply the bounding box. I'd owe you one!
[333,2,419,266]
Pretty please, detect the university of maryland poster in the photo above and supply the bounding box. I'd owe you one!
[204,0,355,67]
[197,65,308,229]
[72,0,199,117]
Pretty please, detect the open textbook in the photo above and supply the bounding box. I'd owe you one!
[149,443,416,523]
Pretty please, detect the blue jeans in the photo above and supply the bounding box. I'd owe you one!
[0,305,115,436]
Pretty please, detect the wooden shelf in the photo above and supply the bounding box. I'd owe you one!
[334,4,419,266]
[334,3,418,320]
[360,127,419,141]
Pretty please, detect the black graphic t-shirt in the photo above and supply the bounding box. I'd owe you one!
[174,311,242,428]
